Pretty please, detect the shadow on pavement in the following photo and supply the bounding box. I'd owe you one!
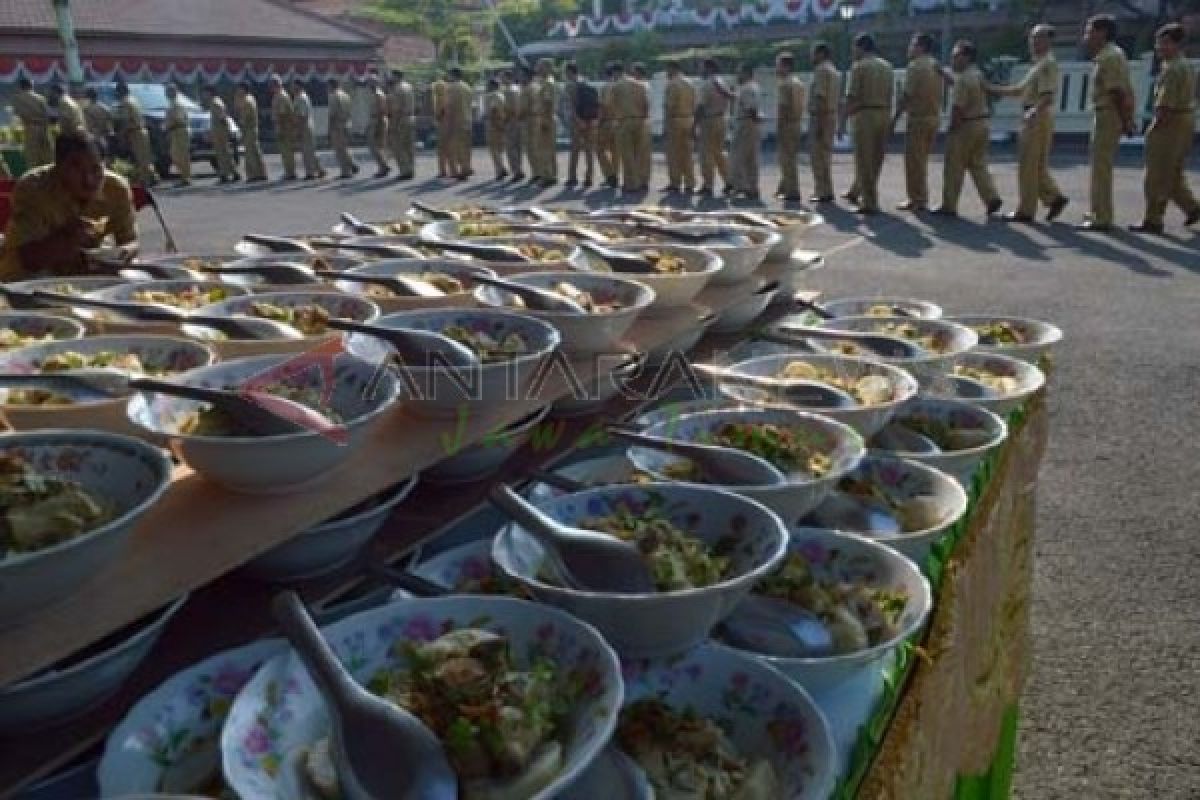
[1038,225,1173,277]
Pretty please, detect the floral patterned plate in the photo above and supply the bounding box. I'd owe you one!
[221,595,623,800]
[97,639,284,797]
[621,643,837,799]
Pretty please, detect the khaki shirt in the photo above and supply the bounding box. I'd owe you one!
[114,96,144,138]
[388,82,414,120]
[165,99,189,136]
[0,166,136,281]
[699,76,731,118]
[1018,54,1059,109]
[777,74,805,123]
[664,75,696,120]
[598,82,616,124]
[848,55,894,112]
[1091,42,1132,111]
[329,88,352,127]
[952,66,989,120]
[485,89,507,131]
[534,76,557,118]
[83,101,113,138]
[292,91,313,132]
[809,62,841,117]
[503,83,522,125]
[611,76,649,120]
[235,93,259,135]
[431,79,447,123]
[12,89,49,129]
[211,97,232,135]
[367,88,387,127]
[446,80,473,130]
[736,82,761,121]
[56,95,85,135]
[1154,56,1196,112]
[903,55,942,118]
[519,83,535,122]
[271,91,294,135]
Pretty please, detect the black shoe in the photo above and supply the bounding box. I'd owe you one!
[722,186,736,196]
[249,176,267,183]
[1045,195,1068,222]
[374,169,390,179]
[282,175,297,181]
[841,191,860,203]
[1129,221,1164,234]
[497,170,509,180]
[564,179,577,188]
[781,194,803,203]
[543,179,557,187]
[930,207,958,218]
[1185,208,1200,227]
[605,177,619,189]
[1003,212,1034,223]
[662,185,678,193]
[1075,219,1112,232]
[397,173,414,181]
[853,205,880,216]
[986,198,1003,216]
[303,175,316,181]
[351,165,360,175]
[582,179,593,188]
[896,201,924,212]
[696,187,713,197]
[810,195,834,204]
[511,173,525,182]
[337,173,353,180]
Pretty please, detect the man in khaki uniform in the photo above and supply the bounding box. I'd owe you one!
[729,63,762,200]
[164,84,191,186]
[234,82,266,181]
[892,33,942,211]
[49,85,84,137]
[268,76,297,180]
[387,71,415,180]
[431,73,450,179]
[14,79,53,168]
[327,78,358,179]
[843,34,893,214]
[934,40,1001,217]
[987,24,1067,222]
[288,81,323,180]
[662,60,696,193]
[808,42,840,203]
[82,88,113,145]
[696,58,733,196]
[364,75,390,179]
[1080,14,1134,231]
[203,86,239,184]
[596,64,618,188]
[1132,23,1199,233]
[532,59,559,186]
[518,66,537,183]
[631,63,653,189]
[445,67,473,180]
[612,62,650,193]
[501,70,524,181]
[563,62,596,188]
[483,77,508,180]
[775,52,805,202]
[114,83,157,185]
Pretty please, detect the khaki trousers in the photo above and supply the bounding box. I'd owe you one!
[568,119,596,182]
[637,120,652,188]
[777,119,802,196]
[616,119,644,189]
[243,133,266,180]
[665,117,695,190]
[852,109,889,211]
[1143,117,1198,226]
[330,125,356,176]
[1016,112,1061,216]
[904,115,939,207]
[390,118,414,176]
[486,126,506,176]
[365,120,388,171]
[436,119,451,175]
[168,130,191,182]
[505,122,522,176]
[942,119,999,213]
[810,114,836,198]
[596,121,616,181]
[1089,109,1122,226]
[213,132,237,180]
[278,131,297,178]
[699,115,729,189]
[521,120,536,177]
[532,115,557,180]
[731,120,760,194]
[452,125,472,177]
[298,127,323,178]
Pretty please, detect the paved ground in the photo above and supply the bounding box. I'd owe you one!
[143,145,1200,799]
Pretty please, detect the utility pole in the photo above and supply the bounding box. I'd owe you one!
[52,0,84,87]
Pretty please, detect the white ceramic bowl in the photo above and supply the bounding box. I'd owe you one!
[476,270,655,354]
[550,356,640,417]
[621,643,838,799]
[75,280,251,322]
[807,314,978,385]
[804,455,969,564]
[332,217,423,237]
[677,209,824,262]
[0,594,186,733]
[242,476,419,582]
[818,296,943,320]
[342,307,561,420]
[4,275,129,310]
[424,406,551,483]
[231,253,365,273]
[0,430,173,625]
[440,231,583,271]
[637,407,866,523]
[567,242,723,311]
[221,596,623,800]
[189,290,380,359]
[709,282,780,332]
[0,334,217,435]
[140,252,243,270]
[526,452,642,504]
[873,396,1008,485]
[98,639,286,797]
[946,314,1063,363]
[716,527,931,693]
[717,353,921,438]
[672,224,781,286]
[926,351,1046,416]
[0,311,86,349]
[332,258,496,313]
[493,482,789,657]
[127,352,400,494]
[641,311,715,367]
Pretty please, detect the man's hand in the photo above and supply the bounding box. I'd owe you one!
[1023,107,1039,124]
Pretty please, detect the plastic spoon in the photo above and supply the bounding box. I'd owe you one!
[0,369,132,401]
[198,262,320,285]
[418,239,534,263]
[767,325,924,359]
[607,426,786,487]
[468,272,588,313]
[691,363,857,408]
[271,592,458,800]
[488,484,656,594]
[634,221,745,245]
[719,594,835,657]
[241,234,317,254]
[317,270,445,298]
[325,317,479,367]
[873,423,941,455]
[127,377,329,437]
[946,374,995,399]
[410,200,462,221]
[578,241,660,274]
[0,285,55,310]
[315,239,425,259]
[339,212,385,236]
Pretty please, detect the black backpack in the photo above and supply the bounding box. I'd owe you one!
[576,82,600,121]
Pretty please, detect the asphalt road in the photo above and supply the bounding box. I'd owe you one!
[143,145,1200,799]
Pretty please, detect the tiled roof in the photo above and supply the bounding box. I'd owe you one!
[0,0,378,44]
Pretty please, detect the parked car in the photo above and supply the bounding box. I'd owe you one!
[90,83,241,178]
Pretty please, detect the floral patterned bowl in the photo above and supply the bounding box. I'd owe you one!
[926,351,1046,416]
[716,527,932,694]
[492,483,789,657]
[0,311,86,349]
[636,407,866,523]
[527,451,642,504]
[946,314,1062,363]
[332,258,497,313]
[804,455,969,564]
[0,430,173,625]
[871,396,1007,485]
[342,308,561,420]
[98,639,285,797]
[75,280,252,322]
[220,596,623,800]
[620,643,837,799]
[127,352,400,494]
